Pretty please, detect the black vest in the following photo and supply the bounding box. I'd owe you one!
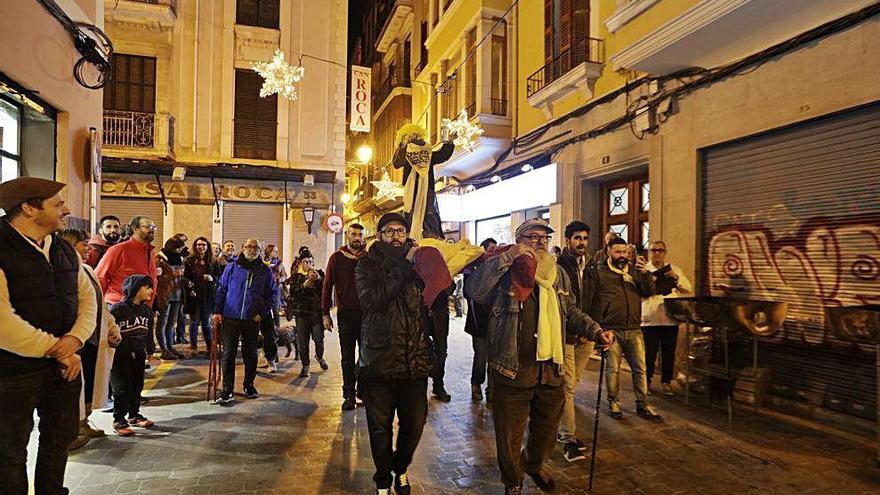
[0,219,80,375]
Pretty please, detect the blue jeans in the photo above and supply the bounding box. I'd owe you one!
[189,302,213,347]
[605,329,650,407]
[157,301,183,350]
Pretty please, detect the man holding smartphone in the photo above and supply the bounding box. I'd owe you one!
[584,237,662,421]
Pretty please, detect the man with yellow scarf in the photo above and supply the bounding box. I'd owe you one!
[583,236,662,422]
[466,218,613,495]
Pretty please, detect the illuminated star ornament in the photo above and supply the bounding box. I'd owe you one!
[442,109,484,152]
[251,49,305,101]
[371,171,404,202]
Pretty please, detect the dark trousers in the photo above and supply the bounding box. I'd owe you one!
[492,378,565,488]
[642,325,679,384]
[110,349,147,423]
[80,341,99,406]
[337,309,362,400]
[0,366,81,495]
[428,309,449,388]
[188,302,213,348]
[294,312,324,367]
[471,335,488,387]
[221,318,259,392]
[260,315,278,363]
[363,376,428,489]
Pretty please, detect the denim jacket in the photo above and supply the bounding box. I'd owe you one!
[465,251,603,380]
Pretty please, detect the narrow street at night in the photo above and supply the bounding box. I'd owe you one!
[43,318,880,495]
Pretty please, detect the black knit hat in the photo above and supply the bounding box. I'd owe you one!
[377,212,409,233]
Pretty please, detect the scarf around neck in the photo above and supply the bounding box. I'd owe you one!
[402,142,433,240]
[534,251,564,366]
[607,257,635,285]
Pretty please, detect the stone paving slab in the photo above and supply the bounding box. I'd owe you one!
[26,317,880,494]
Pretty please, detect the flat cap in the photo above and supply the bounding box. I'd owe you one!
[377,212,410,233]
[0,177,66,211]
[515,218,554,238]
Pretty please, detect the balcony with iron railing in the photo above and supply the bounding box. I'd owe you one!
[526,37,605,118]
[103,110,175,158]
[374,65,412,109]
[105,0,178,32]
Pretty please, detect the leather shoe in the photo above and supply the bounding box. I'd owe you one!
[526,470,556,492]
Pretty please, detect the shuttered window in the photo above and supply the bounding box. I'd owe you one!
[543,0,590,82]
[234,69,277,160]
[222,202,283,254]
[103,54,156,113]
[701,102,880,420]
[99,197,165,241]
[236,0,279,29]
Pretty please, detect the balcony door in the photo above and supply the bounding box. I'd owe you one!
[602,176,649,249]
[104,54,156,113]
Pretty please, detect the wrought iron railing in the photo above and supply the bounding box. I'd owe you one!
[491,98,507,116]
[103,110,174,154]
[464,101,476,117]
[131,0,177,14]
[526,37,604,98]
[375,65,412,107]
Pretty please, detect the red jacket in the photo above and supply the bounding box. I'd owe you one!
[85,234,111,268]
[321,246,364,314]
[95,238,158,305]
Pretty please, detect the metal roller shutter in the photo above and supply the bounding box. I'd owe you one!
[701,102,880,420]
[99,197,165,240]
[222,202,283,253]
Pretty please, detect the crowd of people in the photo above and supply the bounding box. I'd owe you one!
[0,176,691,495]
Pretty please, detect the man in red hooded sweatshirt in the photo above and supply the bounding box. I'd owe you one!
[95,216,158,307]
[321,223,366,411]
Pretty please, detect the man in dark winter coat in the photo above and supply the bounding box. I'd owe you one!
[212,238,277,403]
[0,177,97,495]
[355,212,434,495]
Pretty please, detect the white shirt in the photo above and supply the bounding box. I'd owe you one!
[641,261,692,327]
[0,224,97,358]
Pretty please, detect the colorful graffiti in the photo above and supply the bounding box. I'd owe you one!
[708,221,880,349]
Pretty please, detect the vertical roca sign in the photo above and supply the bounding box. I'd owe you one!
[350,65,371,132]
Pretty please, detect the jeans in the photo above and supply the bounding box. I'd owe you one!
[80,341,99,408]
[337,310,362,400]
[260,315,278,363]
[558,342,593,441]
[471,335,490,389]
[157,301,183,350]
[110,349,146,423]
[606,329,650,407]
[0,365,81,495]
[492,378,565,488]
[428,309,449,389]
[363,376,428,489]
[642,325,679,384]
[294,312,324,367]
[221,318,259,392]
[188,302,213,348]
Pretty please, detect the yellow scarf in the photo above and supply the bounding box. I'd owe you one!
[535,251,564,366]
[607,257,635,285]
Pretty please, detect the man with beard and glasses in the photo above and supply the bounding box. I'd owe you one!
[467,218,611,495]
[0,177,98,495]
[356,213,436,495]
[86,215,121,268]
[95,216,159,308]
[212,238,276,403]
[584,236,662,421]
[321,223,366,411]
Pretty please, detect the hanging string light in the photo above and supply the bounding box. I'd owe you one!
[252,49,305,101]
[442,109,484,152]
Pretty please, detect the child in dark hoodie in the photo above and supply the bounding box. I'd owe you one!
[109,274,155,436]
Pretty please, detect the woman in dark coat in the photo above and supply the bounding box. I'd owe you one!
[184,237,222,358]
[464,237,497,402]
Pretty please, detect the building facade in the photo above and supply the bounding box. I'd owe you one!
[1,0,106,227]
[100,0,348,265]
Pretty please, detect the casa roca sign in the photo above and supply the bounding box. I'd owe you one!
[100,176,328,206]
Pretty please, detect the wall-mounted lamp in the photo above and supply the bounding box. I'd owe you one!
[303,204,315,234]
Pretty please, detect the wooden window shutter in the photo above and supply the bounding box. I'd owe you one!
[559,0,573,74]
[544,0,554,83]
[234,69,277,160]
[143,57,156,113]
[259,0,280,29]
[104,54,156,113]
[236,0,258,27]
[572,0,590,65]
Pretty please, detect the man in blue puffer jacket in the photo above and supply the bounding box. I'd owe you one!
[212,238,277,403]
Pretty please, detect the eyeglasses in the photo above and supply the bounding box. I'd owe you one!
[138,224,157,231]
[649,248,667,253]
[524,234,552,242]
[243,244,259,250]
[195,243,208,247]
[382,228,408,238]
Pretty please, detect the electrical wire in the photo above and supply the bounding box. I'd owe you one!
[37,0,113,89]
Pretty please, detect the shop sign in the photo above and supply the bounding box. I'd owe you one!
[350,65,371,132]
[100,176,329,206]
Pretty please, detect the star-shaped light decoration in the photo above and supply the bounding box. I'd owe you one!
[371,171,404,202]
[251,49,305,101]
[442,109,484,152]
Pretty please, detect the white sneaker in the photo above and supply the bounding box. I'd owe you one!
[376,489,390,495]
[267,362,278,373]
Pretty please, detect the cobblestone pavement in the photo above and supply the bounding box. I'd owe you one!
[28,317,880,494]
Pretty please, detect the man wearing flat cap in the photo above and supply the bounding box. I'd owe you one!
[355,212,435,495]
[466,218,613,495]
[0,177,98,495]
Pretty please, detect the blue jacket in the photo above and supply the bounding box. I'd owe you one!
[214,254,277,320]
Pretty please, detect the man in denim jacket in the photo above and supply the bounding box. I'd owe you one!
[466,218,613,495]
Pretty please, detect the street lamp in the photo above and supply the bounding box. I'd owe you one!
[356,144,373,164]
[302,204,315,234]
[341,193,351,203]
